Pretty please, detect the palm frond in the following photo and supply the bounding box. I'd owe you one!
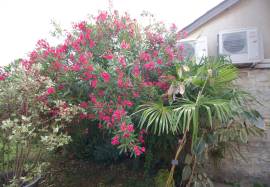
[203,99,232,124]
[173,98,200,147]
[212,64,238,86]
[134,102,175,135]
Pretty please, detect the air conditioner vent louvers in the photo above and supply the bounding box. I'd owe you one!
[178,37,208,64]
[222,31,247,54]
[182,42,195,58]
[218,28,263,64]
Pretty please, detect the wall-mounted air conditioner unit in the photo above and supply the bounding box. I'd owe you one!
[177,36,208,64]
[218,28,264,64]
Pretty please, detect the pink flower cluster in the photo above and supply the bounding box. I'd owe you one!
[101,72,110,83]
[120,40,130,49]
[111,135,120,145]
[0,74,7,81]
[133,145,145,156]
[47,87,55,95]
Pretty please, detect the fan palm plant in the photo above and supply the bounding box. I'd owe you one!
[133,57,263,187]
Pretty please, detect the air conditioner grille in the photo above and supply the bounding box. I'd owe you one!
[222,31,247,54]
[181,42,195,58]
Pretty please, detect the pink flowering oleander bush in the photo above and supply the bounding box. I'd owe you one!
[11,10,186,157]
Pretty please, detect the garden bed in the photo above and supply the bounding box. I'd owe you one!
[42,156,155,187]
[42,156,262,187]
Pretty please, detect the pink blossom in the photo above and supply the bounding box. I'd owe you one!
[79,113,87,119]
[165,47,174,61]
[133,145,142,156]
[123,133,130,138]
[120,122,127,131]
[140,52,151,62]
[89,94,97,103]
[0,75,6,81]
[21,59,31,69]
[179,44,184,51]
[139,135,145,143]
[95,102,104,109]
[127,124,134,132]
[117,78,124,88]
[47,87,55,95]
[114,18,126,31]
[157,58,163,65]
[153,50,159,57]
[133,92,139,98]
[142,81,154,86]
[58,84,64,90]
[111,135,120,145]
[85,28,92,40]
[144,61,155,70]
[118,57,127,67]
[87,114,95,119]
[71,64,81,71]
[76,21,86,31]
[98,112,104,120]
[69,53,75,61]
[97,11,108,22]
[85,65,94,72]
[79,54,87,64]
[107,123,113,128]
[124,79,133,89]
[86,52,93,59]
[123,100,133,107]
[112,109,126,121]
[132,65,140,78]
[141,147,146,153]
[52,61,62,70]
[103,54,114,60]
[29,50,38,61]
[83,72,93,80]
[98,123,103,129]
[36,39,50,49]
[120,40,130,49]
[79,101,88,108]
[117,96,122,103]
[102,115,111,123]
[101,72,110,83]
[140,129,146,135]
[71,40,81,52]
[91,79,97,88]
[89,40,95,48]
[155,81,168,89]
[98,90,105,96]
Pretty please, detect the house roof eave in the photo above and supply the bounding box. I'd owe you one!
[181,0,240,34]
